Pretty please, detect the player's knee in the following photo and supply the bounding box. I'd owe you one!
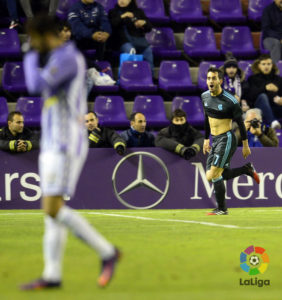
[42,196,63,218]
[206,170,213,182]
[43,206,59,218]
[206,169,222,181]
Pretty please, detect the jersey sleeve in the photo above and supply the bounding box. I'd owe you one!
[232,101,243,120]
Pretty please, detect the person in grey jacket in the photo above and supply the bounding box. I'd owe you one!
[155,109,204,160]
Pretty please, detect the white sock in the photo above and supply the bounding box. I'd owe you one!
[42,216,67,282]
[56,206,115,259]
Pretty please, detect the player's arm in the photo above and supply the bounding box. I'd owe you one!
[23,51,46,94]
[203,114,211,154]
[24,51,77,94]
[235,115,251,158]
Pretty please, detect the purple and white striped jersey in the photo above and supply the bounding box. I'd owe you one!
[23,42,88,155]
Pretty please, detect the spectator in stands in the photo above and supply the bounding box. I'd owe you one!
[57,19,114,94]
[85,111,126,155]
[155,109,204,160]
[19,0,59,18]
[220,52,249,111]
[242,54,282,129]
[262,0,282,63]
[108,0,154,72]
[5,0,21,30]
[121,112,155,147]
[235,108,279,147]
[68,0,112,60]
[0,111,39,152]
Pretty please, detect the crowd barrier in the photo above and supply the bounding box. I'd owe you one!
[0,148,281,209]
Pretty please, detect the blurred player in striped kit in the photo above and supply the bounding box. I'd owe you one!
[21,15,120,290]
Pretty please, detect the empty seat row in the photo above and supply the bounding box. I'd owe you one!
[3,60,282,94]
[56,0,272,24]
[0,95,205,128]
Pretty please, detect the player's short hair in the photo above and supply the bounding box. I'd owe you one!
[87,111,98,118]
[8,111,23,122]
[129,112,144,122]
[207,67,223,80]
[171,109,187,120]
[26,14,60,36]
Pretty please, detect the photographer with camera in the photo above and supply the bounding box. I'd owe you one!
[235,108,279,147]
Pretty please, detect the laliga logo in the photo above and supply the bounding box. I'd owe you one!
[239,245,270,288]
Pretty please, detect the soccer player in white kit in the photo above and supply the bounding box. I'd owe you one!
[21,15,120,290]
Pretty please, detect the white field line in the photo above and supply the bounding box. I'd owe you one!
[87,212,254,229]
[0,211,282,230]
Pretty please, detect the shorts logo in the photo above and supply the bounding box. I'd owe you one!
[218,104,223,110]
[240,245,269,275]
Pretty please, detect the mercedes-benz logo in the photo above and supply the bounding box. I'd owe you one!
[112,151,170,209]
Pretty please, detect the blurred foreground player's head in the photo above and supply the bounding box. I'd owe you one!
[26,15,63,54]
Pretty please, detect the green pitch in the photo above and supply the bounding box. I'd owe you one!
[0,208,282,300]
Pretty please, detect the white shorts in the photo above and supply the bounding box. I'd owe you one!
[39,148,87,197]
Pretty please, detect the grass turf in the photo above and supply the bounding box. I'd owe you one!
[0,208,281,300]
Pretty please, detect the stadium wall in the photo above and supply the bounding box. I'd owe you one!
[0,148,282,209]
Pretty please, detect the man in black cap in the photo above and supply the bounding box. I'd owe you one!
[220,52,249,112]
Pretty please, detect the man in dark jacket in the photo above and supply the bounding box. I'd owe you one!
[242,54,282,129]
[155,109,204,160]
[108,0,153,71]
[85,111,126,155]
[68,0,112,60]
[262,0,282,63]
[0,111,39,152]
[120,112,154,147]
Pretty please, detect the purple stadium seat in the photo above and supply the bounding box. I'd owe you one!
[0,29,21,58]
[92,61,119,93]
[172,96,204,127]
[136,0,169,23]
[119,61,157,92]
[183,26,220,58]
[96,0,116,12]
[260,33,270,55]
[277,61,282,76]
[197,61,224,91]
[82,49,97,59]
[56,0,79,19]
[145,28,181,58]
[133,95,169,127]
[221,26,257,58]
[170,0,208,23]
[248,0,273,22]
[0,97,9,127]
[159,60,197,92]
[238,60,254,80]
[2,62,27,93]
[94,95,129,127]
[16,97,43,127]
[276,129,282,147]
[209,0,246,23]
